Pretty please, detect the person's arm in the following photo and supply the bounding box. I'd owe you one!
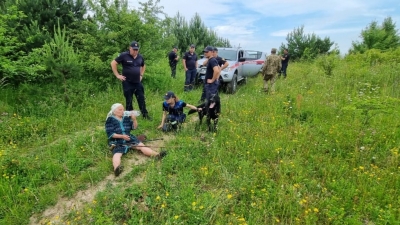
[221,61,229,70]
[182,54,187,71]
[106,119,130,141]
[202,59,209,66]
[111,60,125,81]
[131,114,138,129]
[175,53,179,61]
[140,64,146,82]
[157,111,167,129]
[208,65,220,83]
[186,104,201,111]
[195,57,198,68]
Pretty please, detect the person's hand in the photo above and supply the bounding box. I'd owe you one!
[197,108,202,111]
[117,74,126,81]
[184,68,188,71]
[121,134,130,141]
[157,124,163,129]
[207,79,214,84]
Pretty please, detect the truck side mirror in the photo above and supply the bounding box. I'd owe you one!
[239,57,246,62]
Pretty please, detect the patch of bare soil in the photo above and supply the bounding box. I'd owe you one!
[29,138,167,225]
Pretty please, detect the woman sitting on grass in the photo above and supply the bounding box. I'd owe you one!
[105,103,166,176]
[157,91,201,132]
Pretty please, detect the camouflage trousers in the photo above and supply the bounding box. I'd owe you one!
[262,73,277,92]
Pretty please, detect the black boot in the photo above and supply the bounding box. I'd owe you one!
[143,113,152,120]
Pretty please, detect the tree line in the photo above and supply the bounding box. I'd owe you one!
[0,0,231,88]
[1,0,399,87]
[280,17,399,60]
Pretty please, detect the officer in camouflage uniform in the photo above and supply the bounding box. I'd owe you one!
[261,48,282,93]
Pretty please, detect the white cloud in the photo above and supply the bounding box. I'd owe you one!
[126,0,400,53]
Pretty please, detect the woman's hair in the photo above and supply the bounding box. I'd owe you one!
[106,103,123,120]
[166,95,179,102]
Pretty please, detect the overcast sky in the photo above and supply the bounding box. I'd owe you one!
[127,0,400,54]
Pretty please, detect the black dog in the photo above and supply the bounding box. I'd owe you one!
[189,94,221,132]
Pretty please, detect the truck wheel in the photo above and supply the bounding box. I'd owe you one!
[226,73,237,94]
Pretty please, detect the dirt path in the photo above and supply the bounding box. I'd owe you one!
[29,138,167,225]
[28,107,210,224]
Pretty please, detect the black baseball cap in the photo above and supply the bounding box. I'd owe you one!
[130,41,139,49]
[213,47,218,51]
[190,44,195,48]
[203,46,214,53]
[164,91,175,100]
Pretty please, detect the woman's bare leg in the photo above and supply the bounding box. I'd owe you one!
[135,143,159,157]
[112,153,123,170]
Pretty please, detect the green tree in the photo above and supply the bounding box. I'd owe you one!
[280,25,334,60]
[350,17,400,54]
[170,12,231,55]
[9,0,87,52]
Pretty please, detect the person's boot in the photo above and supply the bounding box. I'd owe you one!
[143,113,152,120]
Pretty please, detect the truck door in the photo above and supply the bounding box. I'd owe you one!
[237,50,245,79]
[241,50,258,77]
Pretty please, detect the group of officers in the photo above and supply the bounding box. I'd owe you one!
[111,41,228,122]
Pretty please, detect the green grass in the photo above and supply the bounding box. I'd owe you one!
[0,55,400,224]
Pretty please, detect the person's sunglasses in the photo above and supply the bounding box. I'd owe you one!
[132,49,139,51]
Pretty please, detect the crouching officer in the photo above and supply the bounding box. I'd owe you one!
[158,91,201,132]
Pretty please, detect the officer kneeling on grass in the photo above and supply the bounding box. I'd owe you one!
[157,91,201,132]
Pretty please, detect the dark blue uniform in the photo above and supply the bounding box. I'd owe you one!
[114,52,148,114]
[161,100,187,132]
[183,51,198,91]
[280,53,290,78]
[199,56,226,102]
[168,51,178,78]
[204,57,219,102]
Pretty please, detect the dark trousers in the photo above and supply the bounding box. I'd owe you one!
[122,81,148,114]
[205,81,219,103]
[184,68,197,91]
[170,63,177,78]
[280,64,288,78]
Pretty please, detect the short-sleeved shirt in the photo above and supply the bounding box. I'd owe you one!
[162,100,187,116]
[215,56,227,67]
[183,52,198,70]
[114,52,145,83]
[168,51,177,64]
[282,53,290,65]
[205,57,219,80]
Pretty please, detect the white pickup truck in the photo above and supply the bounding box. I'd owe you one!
[196,47,266,94]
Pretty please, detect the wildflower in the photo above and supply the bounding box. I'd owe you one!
[161,203,166,208]
[227,194,233,199]
[174,215,179,219]
[156,196,161,201]
[313,208,319,213]
[192,202,196,206]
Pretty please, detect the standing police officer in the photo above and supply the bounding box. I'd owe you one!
[111,41,151,120]
[182,44,198,92]
[199,47,229,102]
[279,48,290,79]
[203,46,220,101]
[168,46,179,78]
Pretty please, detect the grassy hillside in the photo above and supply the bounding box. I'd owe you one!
[1,54,399,224]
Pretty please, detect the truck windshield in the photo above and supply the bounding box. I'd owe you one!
[217,49,237,61]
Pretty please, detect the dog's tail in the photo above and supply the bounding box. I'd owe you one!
[188,103,206,115]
